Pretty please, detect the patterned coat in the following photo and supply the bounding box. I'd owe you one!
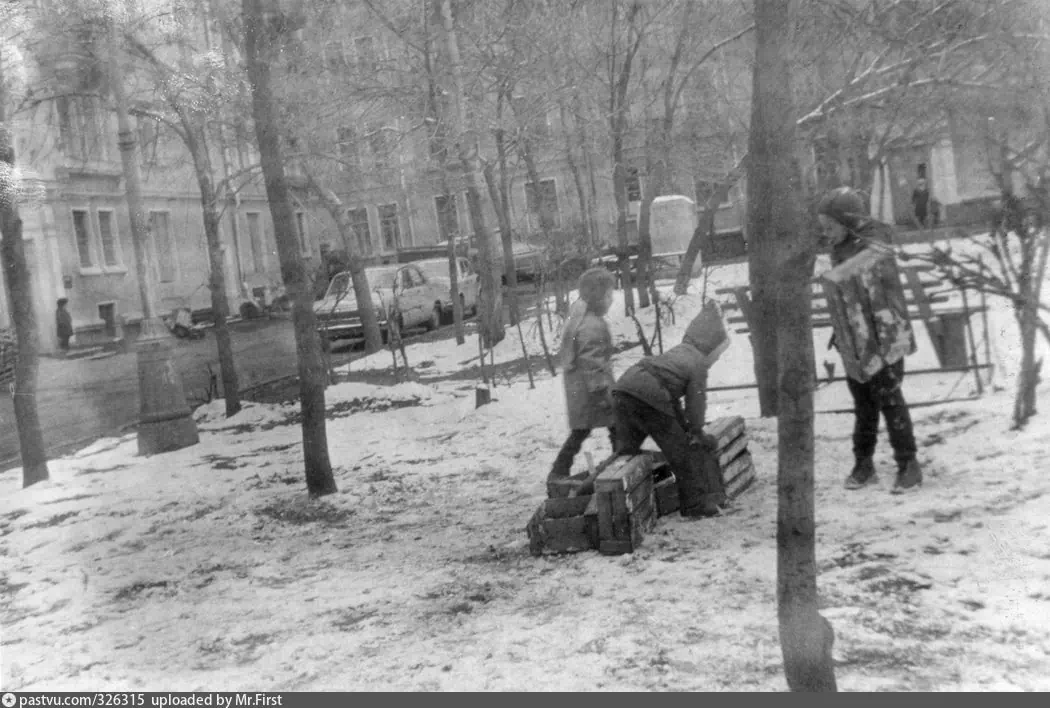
[826,220,917,382]
[560,305,616,430]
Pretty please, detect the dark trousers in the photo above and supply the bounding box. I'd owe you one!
[612,392,726,510]
[550,427,617,478]
[846,359,917,465]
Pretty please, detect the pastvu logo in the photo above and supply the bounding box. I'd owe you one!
[2,692,16,708]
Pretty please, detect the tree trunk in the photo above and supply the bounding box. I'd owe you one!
[518,137,565,314]
[612,142,635,315]
[243,0,336,496]
[561,101,592,245]
[751,0,837,691]
[483,160,516,328]
[440,0,504,347]
[492,89,519,326]
[437,167,465,345]
[0,129,49,488]
[0,211,49,488]
[305,174,384,354]
[181,123,241,417]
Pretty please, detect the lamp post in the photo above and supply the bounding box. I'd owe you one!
[107,22,199,455]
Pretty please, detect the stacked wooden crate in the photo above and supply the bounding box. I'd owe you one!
[526,418,755,554]
[708,416,755,501]
[593,454,656,556]
[652,416,755,518]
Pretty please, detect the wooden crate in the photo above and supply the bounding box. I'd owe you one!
[649,416,756,509]
[526,495,599,556]
[723,450,755,500]
[595,454,656,556]
[653,471,680,517]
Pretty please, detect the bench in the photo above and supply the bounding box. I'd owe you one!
[715,264,987,370]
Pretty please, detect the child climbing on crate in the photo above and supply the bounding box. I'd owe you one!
[547,268,619,495]
[611,299,730,518]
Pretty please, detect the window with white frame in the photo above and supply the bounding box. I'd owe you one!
[378,203,401,251]
[96,210,122,268]
[149,211,177,282]
[368,124,394,171]
[347,207,372,255]
[524,178,560,228]
[72,208,94,268]
[246,211,265,273]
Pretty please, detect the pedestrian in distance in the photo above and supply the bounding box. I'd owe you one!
[611,299,730,518]
[547,267,619,494]
[55,297,73,356]
[816,186,923,494]
[912,177,931,230]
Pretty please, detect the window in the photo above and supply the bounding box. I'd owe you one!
[368,125,393,171]
[625,166,642,202]
[246,212,265,273]
[137,116,158,166]
[96,210,121,267]
[694,178,732,209]
[348,207,371,254]
[378,203,401,251]
[58,96,107,161]
[149,211,177,282]
[337,126,358,170]
[524,178,560,228]
[354,36,377,74]
[72,209,94,267]
[286,136,303,178]
[323,40,347,74]
[435,194,459,242]
[295,211,309,253]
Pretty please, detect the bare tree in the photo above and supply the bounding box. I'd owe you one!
[748,0,837,691]
[243,0,336,496]
[123,30,246,417]
[438,0,504,347]
[0,30,49,488]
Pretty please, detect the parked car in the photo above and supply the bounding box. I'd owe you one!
[414,257,479,318]
[313,263,448,340]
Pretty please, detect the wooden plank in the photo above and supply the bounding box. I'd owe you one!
[727,468,756,500]
[722,451,753,487]
[901,266,939,331]
[625,474,654,514]
[595,454,652,495]
[596,492,615,543]
[706,416,745,445]
[717,434,749,468]
[526,499,599,556]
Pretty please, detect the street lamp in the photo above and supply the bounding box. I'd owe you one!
[107,24,199,455]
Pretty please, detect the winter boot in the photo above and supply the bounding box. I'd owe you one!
[891,459,923,495]
[844,457,878,490]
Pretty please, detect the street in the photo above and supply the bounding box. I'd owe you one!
[0,284,543,473]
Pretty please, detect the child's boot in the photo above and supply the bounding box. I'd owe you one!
[844,457,878,490]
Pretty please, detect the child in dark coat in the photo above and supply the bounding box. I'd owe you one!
[612,300,730,518]
[817,186,922,494]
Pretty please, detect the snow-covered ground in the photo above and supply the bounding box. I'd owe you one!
[2,242,1049,691]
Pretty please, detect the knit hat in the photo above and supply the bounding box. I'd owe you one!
[683,300,729,357]
[816,187,867,229]
[577,267,617,313]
